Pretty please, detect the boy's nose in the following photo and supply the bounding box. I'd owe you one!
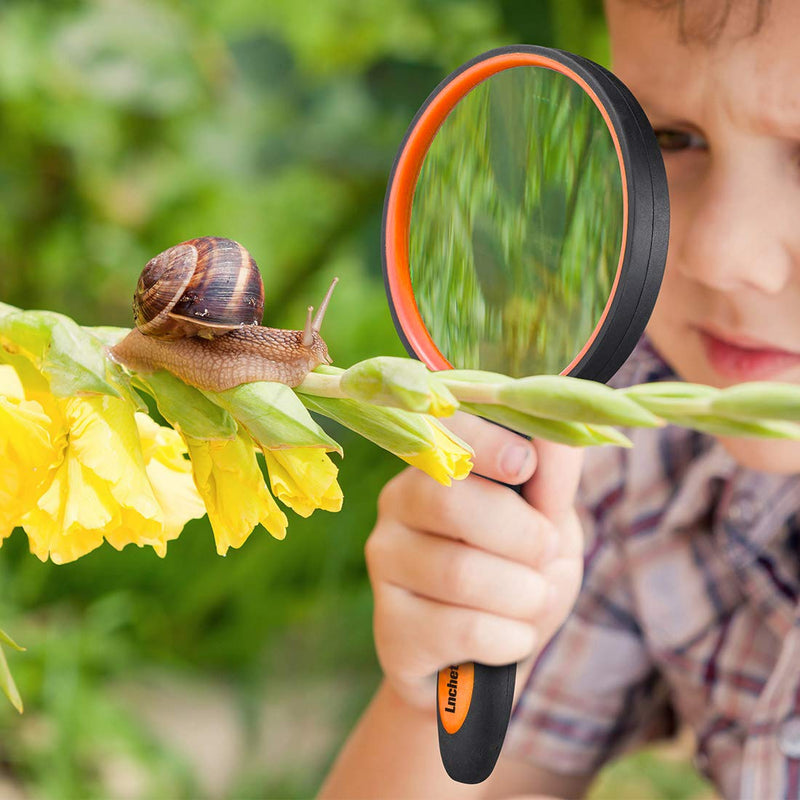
[675,164,794,296]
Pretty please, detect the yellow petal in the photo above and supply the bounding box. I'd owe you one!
[135,413,205,542]
[0,367,64,540]
[65,396,167,554]
[21,396,178,563]
[23,454,107,564]
[0,364,24,400]
[186,430,288,555]
[262,447,343,518]
[402,419,473,486]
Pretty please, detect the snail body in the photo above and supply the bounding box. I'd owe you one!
[110,237,335,391]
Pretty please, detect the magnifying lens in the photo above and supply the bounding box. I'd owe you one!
[381,45,669,784]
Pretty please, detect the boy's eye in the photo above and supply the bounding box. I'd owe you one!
[652,128,707,152]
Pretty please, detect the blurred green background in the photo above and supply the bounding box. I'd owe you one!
[0,1,714,797]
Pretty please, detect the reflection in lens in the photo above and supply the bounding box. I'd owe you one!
[409,66,624,376]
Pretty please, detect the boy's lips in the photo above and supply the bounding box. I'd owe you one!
[694,324,800,381]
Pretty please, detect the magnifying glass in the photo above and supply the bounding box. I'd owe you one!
[381,45,669,784]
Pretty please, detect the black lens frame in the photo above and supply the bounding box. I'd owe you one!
[381,44,669,383]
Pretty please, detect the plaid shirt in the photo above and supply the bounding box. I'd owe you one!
[504,335,800,799]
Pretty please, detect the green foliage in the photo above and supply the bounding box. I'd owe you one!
[0,1,696,798]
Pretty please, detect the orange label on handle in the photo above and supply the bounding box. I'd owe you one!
[437,663,475,734]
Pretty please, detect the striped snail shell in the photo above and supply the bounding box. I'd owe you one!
[134,236,264,340]
[110,237,337,391]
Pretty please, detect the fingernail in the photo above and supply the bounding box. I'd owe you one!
[500,444,532,482]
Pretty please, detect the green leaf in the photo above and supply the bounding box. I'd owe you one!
[0,309,121,397]
[0,646,23,714]
[207,382,342,454]
[133,371,237,441]
[0,628,25,652]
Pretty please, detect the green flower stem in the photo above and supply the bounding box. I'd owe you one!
[296,371,349,398]
[439,381,500,404]
[297,359,800,442]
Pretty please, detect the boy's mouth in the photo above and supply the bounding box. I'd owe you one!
[695,324,800,381]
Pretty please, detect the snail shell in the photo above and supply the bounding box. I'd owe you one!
[134,236,264,340]
[110,237,336,391]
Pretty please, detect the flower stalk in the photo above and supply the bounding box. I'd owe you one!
[2,303,800,713]
[2,304,800,569]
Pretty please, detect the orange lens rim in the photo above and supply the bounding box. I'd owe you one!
[384,51,629,374]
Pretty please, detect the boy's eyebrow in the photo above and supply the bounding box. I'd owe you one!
[628,92,678,119]
[619,88,675,120]
[632,89,800,137]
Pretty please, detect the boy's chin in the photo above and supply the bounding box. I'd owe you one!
[718,436,800,475]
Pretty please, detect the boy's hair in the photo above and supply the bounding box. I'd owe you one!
[634,0,771,44]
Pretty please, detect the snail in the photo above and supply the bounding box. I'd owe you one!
[110,236,337,391]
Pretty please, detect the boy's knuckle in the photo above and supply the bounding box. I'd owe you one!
[455,614,492,656]
[440,547,476,598]
[428,486,461,532]
[364,526,398,579]
[363,531,382,572]
[377,473,406,517]
[515,624,538,660]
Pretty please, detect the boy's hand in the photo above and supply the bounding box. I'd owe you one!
[366,411,585,711]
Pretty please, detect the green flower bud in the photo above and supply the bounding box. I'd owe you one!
[461,402,632,447]
[498,375,662,427]
[340,357,458,416]
[710,381,800,422]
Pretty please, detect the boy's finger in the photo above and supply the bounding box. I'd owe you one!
[443,411,538,485]
[522,439,585,525]
[381,472,559,569]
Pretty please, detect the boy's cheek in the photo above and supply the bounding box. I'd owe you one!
[646,304,800,475]
[645,295,699,380]
[718,435,800,475]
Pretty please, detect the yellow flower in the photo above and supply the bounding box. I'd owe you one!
[0,365,64,541]
[185,431,288,555]
[261,447,343,518]
[133,413,206,543]
[401,418,473,486]
[22,395,178,564]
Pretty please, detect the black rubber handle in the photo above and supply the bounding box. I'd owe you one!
[436,480,522,783]
[437,661,517,783]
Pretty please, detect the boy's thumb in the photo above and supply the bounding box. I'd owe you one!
[522,439,585,524]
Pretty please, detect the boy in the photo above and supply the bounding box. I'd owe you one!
[321,0,800,796]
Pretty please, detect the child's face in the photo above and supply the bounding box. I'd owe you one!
[605,0,800,474]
